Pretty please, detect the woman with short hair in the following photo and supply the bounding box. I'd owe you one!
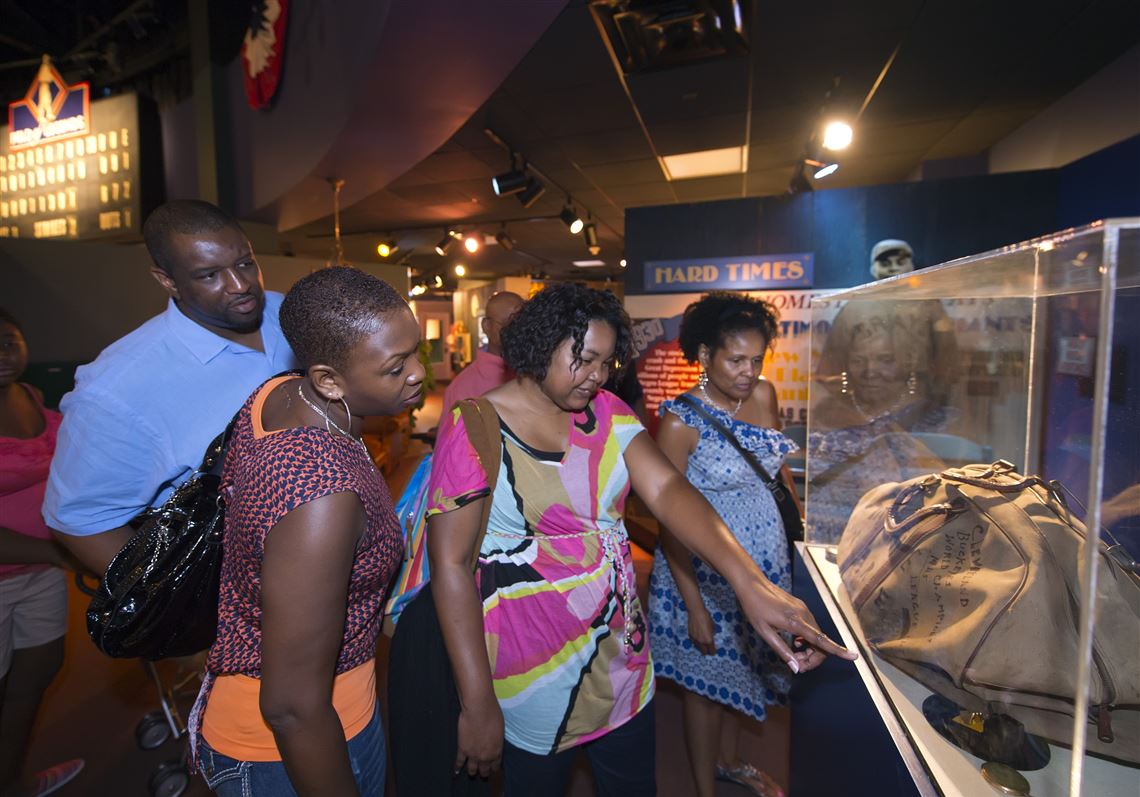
[192,266,424,796]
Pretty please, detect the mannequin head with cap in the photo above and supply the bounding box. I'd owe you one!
[870,239,915,280]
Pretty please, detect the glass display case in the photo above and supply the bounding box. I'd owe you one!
[801,219,1140,797]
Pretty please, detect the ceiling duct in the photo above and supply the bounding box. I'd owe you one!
[589,0,750,74]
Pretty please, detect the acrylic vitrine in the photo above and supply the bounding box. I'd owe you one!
[800,219,1140,797]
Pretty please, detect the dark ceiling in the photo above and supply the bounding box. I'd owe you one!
[285,0,1140,284]
[1,0,1137,287]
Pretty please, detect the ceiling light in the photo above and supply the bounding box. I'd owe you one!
[409,283,427,297]
[464,235,480,254]
[619,258,627,268]
[435,232,455,256]
[573,259,606,268]
[659,146,747,180]
[492,167,528,196]
[433,275,444,288]
[812,162,839,179]
[377,238,398,258]
[517,178,546,208]
[560,206,584,234]
[822,121,853,151]
[495,229,515,251]
[454,263,467,277]
[583,222,600,255]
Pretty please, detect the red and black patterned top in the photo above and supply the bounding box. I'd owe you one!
[205,375,402,678]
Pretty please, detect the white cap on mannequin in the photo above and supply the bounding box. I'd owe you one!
[870,239,915,280]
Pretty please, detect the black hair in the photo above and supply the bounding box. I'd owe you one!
[142,200,245,274]
[501,283,632,381]
[0,307,21,333]
[279,266,407,371]
[678,291,780,363]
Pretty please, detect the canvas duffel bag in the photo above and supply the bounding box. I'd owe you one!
[838,460,1140,764]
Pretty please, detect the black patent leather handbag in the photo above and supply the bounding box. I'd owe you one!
[85,416,237,660]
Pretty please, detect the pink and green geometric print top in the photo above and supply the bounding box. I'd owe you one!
[427,389,654,754]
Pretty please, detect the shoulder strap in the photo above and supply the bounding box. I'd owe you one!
[457,397,502,571]
[675,393,777,486]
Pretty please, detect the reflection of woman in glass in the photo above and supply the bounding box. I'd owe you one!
[649,294,798,797]
[809,310,957,544]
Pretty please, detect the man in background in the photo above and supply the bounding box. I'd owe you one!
[441,290,522,411]
[44,200,297,574]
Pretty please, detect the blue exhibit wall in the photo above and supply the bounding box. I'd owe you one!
[624,134,1140,293]
[1056,134,1140,228]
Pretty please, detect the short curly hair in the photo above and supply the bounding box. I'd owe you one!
[678,292,780,363]
[280,266,407,371]
[501,283,632,382]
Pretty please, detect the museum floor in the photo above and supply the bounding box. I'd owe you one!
[24,386,788,796]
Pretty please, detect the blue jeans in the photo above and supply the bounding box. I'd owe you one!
[198,702,386,796]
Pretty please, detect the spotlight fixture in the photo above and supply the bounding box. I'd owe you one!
[619,258,627,268]
[583,221,600,256]
[435,231,456,256]
[805,158,838,179]
[822,121,853,151]
[492,163,528,196]
[495,228,515,251]
[560,205,584,235]
[377,238,398,258]
[464,234,481,254]
[517,178,546,208]
[432,275,444,288]
[409,283,427,297]
[454,263,467,277]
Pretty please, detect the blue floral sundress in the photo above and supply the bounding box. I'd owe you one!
[647,396,797,721]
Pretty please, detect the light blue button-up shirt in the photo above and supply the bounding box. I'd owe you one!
[43,292,297,536]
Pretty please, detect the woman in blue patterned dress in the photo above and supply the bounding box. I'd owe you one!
[649,293,800,797]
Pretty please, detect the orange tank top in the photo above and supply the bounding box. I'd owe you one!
[201,660,376,761]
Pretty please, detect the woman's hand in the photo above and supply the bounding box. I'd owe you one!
[736,577,856,674]
[455,694,504,779]
[687,603,717,656]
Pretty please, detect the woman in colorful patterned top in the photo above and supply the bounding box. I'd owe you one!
[425,284,855,795]
[192,267,422,797]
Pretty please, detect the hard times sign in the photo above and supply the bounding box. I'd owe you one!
[644,253,813,293]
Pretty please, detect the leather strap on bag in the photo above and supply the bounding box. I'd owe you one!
[676,394,782,491]
[457,397,502,571]
[675,393,804,541]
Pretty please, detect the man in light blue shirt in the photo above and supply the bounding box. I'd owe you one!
[43,200,297,573]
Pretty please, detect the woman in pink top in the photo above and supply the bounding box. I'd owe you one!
[0,308,84,797]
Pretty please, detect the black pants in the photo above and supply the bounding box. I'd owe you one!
[388,584,491,796]
[501,700,657,797]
